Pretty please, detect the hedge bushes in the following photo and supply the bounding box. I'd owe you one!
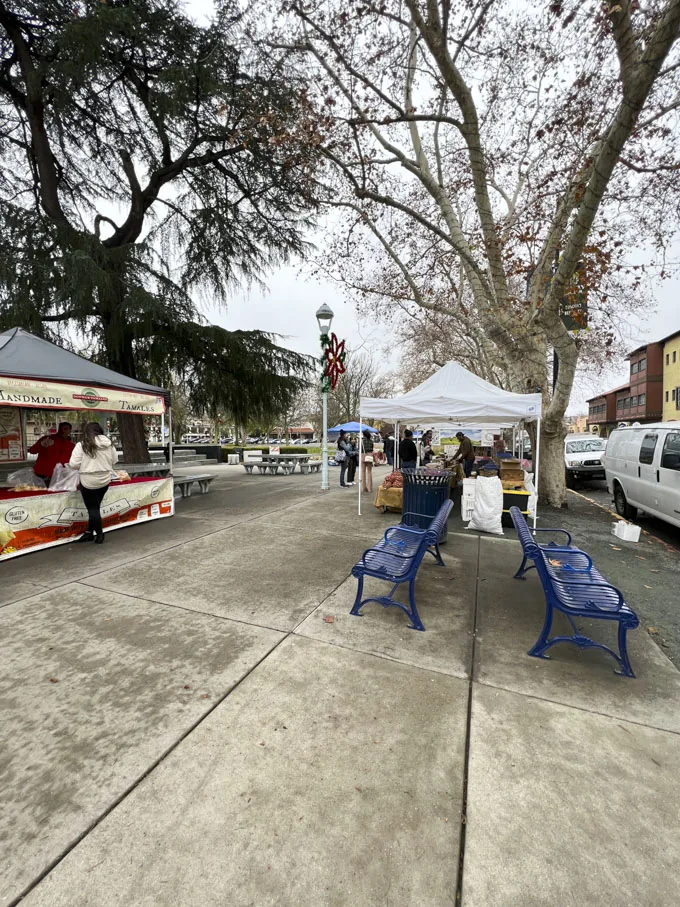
[221,445,270,456]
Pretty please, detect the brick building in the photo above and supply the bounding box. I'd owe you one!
[586,383,630,437]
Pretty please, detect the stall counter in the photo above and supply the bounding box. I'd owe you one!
[0,476,174,560]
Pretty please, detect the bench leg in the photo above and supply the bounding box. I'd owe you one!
[426,543,445,567]
[528,602,554,659]
[350,575,425,631]
[617,621,636,678]
[350,575,365,617]
[513,554,536,580]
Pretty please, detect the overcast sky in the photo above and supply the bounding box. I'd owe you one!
[187,0,680,415]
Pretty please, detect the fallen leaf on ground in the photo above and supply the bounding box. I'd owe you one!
[183,684,191,690]
[355,786,362,793]
[201,694,210,699]
[635,555,646,560]
[49,677,59,683]
[648,627,658,634]
[644,585,653,589]
[323,615,335,624]
[610,545,622,550]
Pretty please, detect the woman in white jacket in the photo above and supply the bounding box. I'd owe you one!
[69,422,118,544]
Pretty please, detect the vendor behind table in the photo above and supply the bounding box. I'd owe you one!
[453,431,476,477]
[29,421,74,486]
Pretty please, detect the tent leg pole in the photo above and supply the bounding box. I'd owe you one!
[358,409,362,515]
[533,419,541,531]
[168,407,173,474]
[395,422,399,470]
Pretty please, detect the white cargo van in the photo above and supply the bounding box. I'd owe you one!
[604,423,680,527]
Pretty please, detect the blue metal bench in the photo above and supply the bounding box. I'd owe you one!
[510,506,639,677]
[350,500,453,631]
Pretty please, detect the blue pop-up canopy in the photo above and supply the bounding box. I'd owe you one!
[327,421,380,434]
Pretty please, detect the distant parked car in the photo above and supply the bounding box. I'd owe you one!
[564,433,606,488]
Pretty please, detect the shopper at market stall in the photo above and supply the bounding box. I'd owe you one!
[420,430,434,464]
[346,434,358,486]
[361,429,375,493]
[398,429,418,470]
[454,431,476,477]
[336,429,352,488]
[29,422,74,486]
[69,422,118,544]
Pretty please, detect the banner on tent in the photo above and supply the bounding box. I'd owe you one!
[0,377,166,415]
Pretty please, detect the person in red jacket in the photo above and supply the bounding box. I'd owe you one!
[29,422,75,486]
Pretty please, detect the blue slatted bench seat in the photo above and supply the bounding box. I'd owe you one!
[350,500,453,631]
[510,506,640,677]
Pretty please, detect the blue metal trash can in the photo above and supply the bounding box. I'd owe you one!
[401,468,453,542]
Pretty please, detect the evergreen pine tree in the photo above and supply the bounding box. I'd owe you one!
[0,0,319,459]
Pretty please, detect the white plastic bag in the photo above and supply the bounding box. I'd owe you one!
[7,468,45,488]
[467,476,504,535]
[524,473,538,520]
[49,463,80,492]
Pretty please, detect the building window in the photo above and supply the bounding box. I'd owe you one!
[639,394,646,406]
[677,389,680,411]
[617,399,624,410]
[674,389,677,401]
[631,395,637,406]
[631,362,638,374]
[623,398,630,409]
[667,354,670,365]
[639,358,646,371]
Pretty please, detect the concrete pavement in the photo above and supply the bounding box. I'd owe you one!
[2,463,680,906]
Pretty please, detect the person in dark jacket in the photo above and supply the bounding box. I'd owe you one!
[398,430,418,470]
[346,434,358,486]
[454,432,476,477]
[336,430,352,487]
[384,433,395,467]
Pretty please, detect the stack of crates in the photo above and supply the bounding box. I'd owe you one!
[462,477,477,522]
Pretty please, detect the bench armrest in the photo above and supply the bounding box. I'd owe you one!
[551,577,624,611]
[358,545,416,568]
[533,527,573,545]
[384,525,426,544]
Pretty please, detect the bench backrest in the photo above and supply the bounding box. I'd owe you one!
[427,499,454,543]
[509,506,542,561]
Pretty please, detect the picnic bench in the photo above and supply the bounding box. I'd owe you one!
[350,500,453,631]
[510,506,640,677]
[173,474,216,498]
[299,460,322,474]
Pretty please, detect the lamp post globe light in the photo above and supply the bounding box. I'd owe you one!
[316,303,334,491]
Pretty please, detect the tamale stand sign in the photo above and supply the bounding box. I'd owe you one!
[0,477,174,560]
[0,377,166,415]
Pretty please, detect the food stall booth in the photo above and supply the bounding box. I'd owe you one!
[358,360,543,528]
[0,328,173,561]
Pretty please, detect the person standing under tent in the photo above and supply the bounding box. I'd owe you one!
[346,434,358,486]
[384,433,395,467]
[398,429,418,470]
[492,434,506,457]
[361,429,375,493]
[336,429,352,488]
[454,431,476,477]
[29,422,75,487]
[69,422,118,544]
[420,430,434,464]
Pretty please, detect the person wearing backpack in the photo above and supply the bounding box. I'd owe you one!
[69,422,118,544]
[336,429,352,487]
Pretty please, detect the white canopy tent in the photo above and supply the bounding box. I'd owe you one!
[357,361,543,527]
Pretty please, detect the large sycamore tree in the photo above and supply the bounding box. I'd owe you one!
[271,0,680,505]
[0,0,319,459]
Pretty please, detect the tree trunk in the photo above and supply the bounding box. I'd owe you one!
[537,426,567,508]
[118,411,150,464]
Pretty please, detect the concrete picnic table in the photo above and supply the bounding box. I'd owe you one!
[119,462,172,478]
[260,454,310,474]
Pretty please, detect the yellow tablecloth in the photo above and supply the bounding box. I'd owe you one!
[373,484,403,512]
